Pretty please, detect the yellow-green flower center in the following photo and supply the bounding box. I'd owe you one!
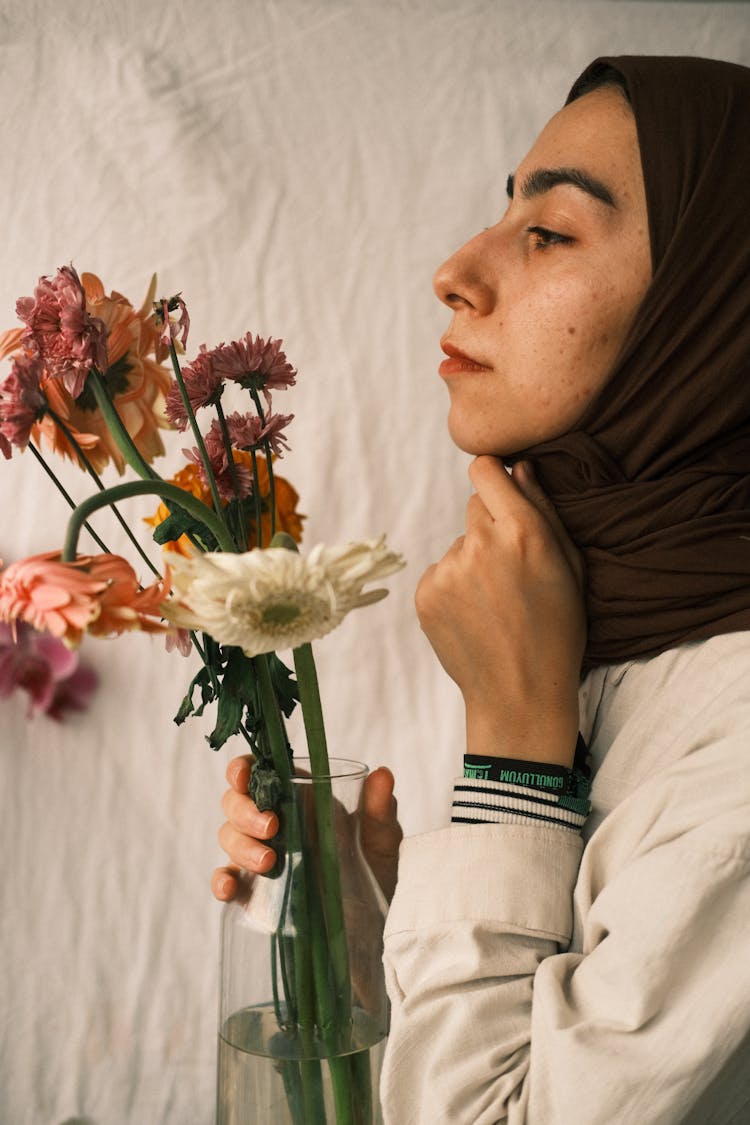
[260,603,302,626]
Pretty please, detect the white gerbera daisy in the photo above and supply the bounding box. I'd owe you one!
[163,536,405,656]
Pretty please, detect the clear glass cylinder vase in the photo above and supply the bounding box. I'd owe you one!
[216,758,389,1125]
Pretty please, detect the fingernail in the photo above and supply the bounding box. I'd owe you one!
[217,876,232,897]
[260,813,277,836]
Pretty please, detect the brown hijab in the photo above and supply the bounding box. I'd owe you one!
[526,56,750,665]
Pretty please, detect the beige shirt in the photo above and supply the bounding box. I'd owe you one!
[382,631,750,1124]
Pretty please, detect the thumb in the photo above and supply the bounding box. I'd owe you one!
[363,766,398,826]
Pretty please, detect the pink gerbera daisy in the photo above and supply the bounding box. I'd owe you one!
[0,551,171,647]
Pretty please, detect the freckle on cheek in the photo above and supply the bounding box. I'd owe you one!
[567,326,576,335]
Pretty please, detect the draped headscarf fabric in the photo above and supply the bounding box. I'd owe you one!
[527,56,750,665]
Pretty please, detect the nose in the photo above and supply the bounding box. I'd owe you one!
[432,229,496,314]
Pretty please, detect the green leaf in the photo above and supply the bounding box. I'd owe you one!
[268,652,299,718]
[174,665,215,724]
[208,647,258,751]
[152,502,219,551]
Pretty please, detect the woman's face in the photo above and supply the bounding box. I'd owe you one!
[433,87,651,457]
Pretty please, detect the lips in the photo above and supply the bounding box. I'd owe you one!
[438,341,491,377]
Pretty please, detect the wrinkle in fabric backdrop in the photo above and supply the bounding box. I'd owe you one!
[1,3,747,1122]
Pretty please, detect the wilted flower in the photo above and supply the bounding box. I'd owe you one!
[163,536,405,656]
[15,266,109,398]
[0,551,172,646]
[155,294,190,354]
[20,273,173,474]
[0,350,47,451]
[0,621,97,720]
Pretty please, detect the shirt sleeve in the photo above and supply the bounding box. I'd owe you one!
[380,815,750,1124]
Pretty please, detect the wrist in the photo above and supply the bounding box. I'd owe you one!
[464,699,580,768]
[458,733,592,822]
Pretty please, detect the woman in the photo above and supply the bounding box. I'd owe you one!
[214,56,750,1122]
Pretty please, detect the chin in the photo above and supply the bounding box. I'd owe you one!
[446,415,522,460]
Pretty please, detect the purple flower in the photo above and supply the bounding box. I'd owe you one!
[0,621,98,721]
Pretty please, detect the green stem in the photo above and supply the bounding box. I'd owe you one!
[254,654,293,786]
[61,479,237,562]
[27,442,112,557]
[293,642,353,1038]
[166,340,227,522]
[250,389,277,540]
[214,399,249,549]
[44,411,162,579]
[249,448,264,548]
[86,369,157,480]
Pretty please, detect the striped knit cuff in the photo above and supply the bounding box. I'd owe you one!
[451,777,588,834]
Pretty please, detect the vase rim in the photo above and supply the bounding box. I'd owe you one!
[290,756,368,782]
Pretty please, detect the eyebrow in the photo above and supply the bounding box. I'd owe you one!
[506,167,617,208]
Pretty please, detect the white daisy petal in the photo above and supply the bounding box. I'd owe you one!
[163,538,405,656]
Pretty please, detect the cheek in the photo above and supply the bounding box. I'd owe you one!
[548,276,634,382]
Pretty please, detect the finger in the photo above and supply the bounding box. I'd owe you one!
[362,767,398,827]
[211,864,243,901]
[218,819,277,874]
[513,460,584,585]
[221,787,279,839]
[468,455,528,523]
[465,491,491,532]
[226,754,254,792]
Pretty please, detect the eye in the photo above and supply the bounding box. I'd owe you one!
[526,225,574,249]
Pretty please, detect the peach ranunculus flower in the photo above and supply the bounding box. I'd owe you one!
[0,551,172,647]
[12,274,173,474]
[145,454,304,556]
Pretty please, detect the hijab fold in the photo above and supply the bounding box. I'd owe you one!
[526,55,750,664]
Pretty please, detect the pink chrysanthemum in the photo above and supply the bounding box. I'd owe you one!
[0,350,47,452]
[223,409,293,458]
[165,344,224,431]
[211,333,297,406]
[15,266,109,399]
[184,436,255,502]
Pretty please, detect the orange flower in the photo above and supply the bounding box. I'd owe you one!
[145,453,304,555]
[29,274,173,474]
[0,551,171,647]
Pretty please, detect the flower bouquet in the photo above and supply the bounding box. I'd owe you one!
[0,266,404,1123]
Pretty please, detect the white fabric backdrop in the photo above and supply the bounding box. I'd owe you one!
[1,2,747,1122]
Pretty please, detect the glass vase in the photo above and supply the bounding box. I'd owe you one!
[216,758,389,1125]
